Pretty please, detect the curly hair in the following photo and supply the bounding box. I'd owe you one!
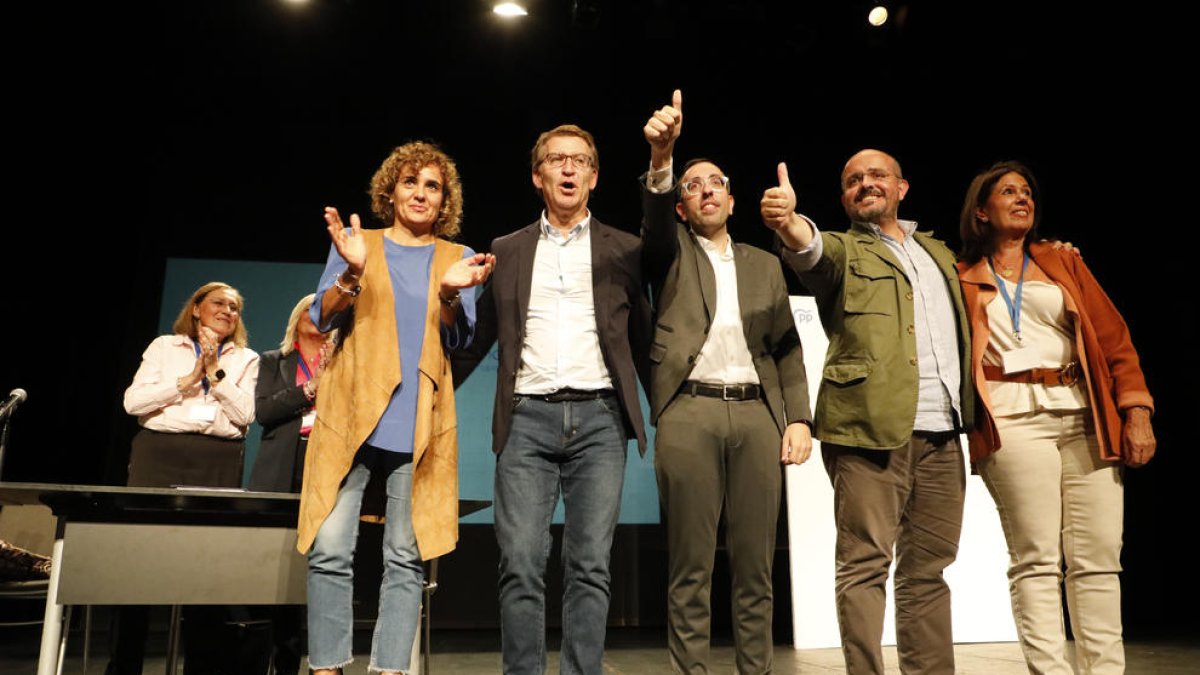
[171,281,249,347]
[959,160,1042,264]
[369,141,463,239]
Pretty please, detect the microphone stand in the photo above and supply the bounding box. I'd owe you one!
[0,414,10,480]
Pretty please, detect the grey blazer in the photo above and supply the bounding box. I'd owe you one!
[640,183,811,432]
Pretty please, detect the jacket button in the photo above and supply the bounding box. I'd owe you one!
[906,325,915,335]
[909,357,918,366]
[687,355,696,364]
[906,291,914,301]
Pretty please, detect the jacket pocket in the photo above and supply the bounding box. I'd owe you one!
[823,359,872,385]
[844,258,896,315]
[649,342,667,364]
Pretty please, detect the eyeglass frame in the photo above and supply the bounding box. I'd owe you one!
[539,152,595,170]
[841,168,896,191]
[679,174,731,198]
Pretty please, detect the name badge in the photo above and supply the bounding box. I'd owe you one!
[189,404,218,422]
[1001,345,1040,374]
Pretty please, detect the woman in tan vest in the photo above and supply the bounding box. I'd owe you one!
[298,141,494,675]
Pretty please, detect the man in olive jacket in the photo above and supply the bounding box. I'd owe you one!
[760,150,973,675]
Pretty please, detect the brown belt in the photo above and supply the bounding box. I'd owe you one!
[982,362,1081,386]
[682,381,762,401]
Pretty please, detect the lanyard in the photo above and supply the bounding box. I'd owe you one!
[295,341,314,382]
[990,253,1029,343]
[192,340,226,395]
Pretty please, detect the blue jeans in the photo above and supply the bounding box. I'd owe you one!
[308,450,423,673]
[494,394,628,675]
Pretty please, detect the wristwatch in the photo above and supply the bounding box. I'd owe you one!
[440,290,461,310]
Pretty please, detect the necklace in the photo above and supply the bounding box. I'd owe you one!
[992,255,1021,278]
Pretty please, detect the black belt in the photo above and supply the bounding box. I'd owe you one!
[913,429,959,445]
[520,388,615,403]
[682,381,761,401]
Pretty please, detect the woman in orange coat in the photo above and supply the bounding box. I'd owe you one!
[957,161,1156,674]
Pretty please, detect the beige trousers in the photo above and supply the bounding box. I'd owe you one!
[979,409,1125,675]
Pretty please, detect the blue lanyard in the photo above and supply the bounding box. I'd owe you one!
[192,340,225,395]
[296,343,314,382]
[990,253,1029,342]
[297,356,313,381]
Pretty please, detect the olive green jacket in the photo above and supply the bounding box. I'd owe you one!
[785,221,973,450]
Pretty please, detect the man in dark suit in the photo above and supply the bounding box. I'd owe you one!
[453,124,649,675]
[640,91,813,674]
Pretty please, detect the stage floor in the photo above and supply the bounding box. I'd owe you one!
[2,622,1198,674]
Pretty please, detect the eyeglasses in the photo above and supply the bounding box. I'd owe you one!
[680,175,730,197]
[842,168,894,190]
[541,153,594,169]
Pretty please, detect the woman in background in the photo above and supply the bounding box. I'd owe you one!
[124,281,258,488]
[249,293,334,494]
[958,161,1155,674]
[247,293,335,675]
[117,281,261,675]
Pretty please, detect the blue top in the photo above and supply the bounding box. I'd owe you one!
[312,237,478,453]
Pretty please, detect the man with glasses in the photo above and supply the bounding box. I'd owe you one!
[760,149,972,675]
[453,124,650,675]
[640,91,812,674]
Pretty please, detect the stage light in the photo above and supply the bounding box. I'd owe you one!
[868,5,888,26]
[494,2,528,17]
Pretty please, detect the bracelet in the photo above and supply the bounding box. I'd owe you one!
[333,276,361,297]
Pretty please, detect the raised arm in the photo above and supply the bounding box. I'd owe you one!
[318,207,367,326]
[641,90,684,289]
[761,162,816,252]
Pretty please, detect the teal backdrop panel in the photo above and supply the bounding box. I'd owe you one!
[161,257,660,524]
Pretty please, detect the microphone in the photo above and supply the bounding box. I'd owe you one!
[0,388,27,420]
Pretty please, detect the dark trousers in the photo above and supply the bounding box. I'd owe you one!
[107,430,270,675]
[655,394,783,675]
[823,432,966,675]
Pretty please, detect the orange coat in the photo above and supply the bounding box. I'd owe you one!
[297,232,463,559]
[957,242,1154,463]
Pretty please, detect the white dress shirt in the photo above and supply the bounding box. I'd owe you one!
[514,213,613,394]
[647,161,759,385]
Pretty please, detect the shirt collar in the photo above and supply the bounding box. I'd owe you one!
[692,230,734,261]
[171,333,234,353]
[860,218,918,242]
[539,210,591,244]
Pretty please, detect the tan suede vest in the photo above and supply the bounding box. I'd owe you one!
[296,231,462,560]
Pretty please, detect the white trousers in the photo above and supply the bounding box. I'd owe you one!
[979,409,1125,675]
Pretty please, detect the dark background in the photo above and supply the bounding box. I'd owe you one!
[4,0,1190,639]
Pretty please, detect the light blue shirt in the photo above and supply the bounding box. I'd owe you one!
[312,239,478,453]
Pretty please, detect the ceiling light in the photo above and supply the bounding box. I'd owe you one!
[494,2,528,17]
